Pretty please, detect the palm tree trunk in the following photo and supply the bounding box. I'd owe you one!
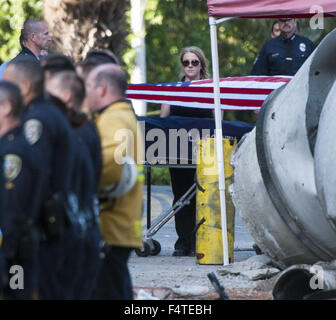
[43,0,130,63]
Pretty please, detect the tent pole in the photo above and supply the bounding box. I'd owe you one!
[209,16,229,265]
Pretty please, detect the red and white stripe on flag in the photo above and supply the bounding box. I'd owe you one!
[126,76,292,111]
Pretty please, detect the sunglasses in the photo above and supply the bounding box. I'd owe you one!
[182,59,200,67]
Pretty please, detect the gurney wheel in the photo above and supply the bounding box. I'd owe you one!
[135,242,151,257]
[150,240,161,256]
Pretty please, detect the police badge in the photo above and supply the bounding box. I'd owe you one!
[24,119,43,145]
[4,154,22,182]
[299,43,306,52]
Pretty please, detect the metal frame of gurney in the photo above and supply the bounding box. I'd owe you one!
[135,162,196,257]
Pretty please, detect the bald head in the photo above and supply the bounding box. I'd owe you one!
[93,64,127,96]
[85,63,128,111]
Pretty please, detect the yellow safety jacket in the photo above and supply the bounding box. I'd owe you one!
[94,100,144,248]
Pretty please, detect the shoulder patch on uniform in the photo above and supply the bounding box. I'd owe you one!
[24,119,43,145]
[299,43,306,52]
[3,154,22,181]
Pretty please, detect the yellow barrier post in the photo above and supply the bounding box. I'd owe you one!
[196,137,237,264]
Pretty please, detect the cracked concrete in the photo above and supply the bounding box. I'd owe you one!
[129,186,278,300]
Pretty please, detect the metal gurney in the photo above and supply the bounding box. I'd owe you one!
[135,163,197,257]
[134,116,254,257]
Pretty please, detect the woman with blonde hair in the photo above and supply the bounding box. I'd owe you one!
[160,46,213,256]
[161,46,211,117]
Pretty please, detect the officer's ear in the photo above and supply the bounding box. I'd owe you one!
[20,79,32,98]
[0,100,12,118]
[63,89,72,105]
[97,81,108,98]
[30,32,38,44]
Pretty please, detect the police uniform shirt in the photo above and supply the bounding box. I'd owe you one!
[20,96,75,199]
[12,46,39,62]
[71,134,96,212]
[0,126,45,257]
[251,34,315,76]
[75,120,102,193]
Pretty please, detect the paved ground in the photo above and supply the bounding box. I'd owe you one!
[129,186,275,300]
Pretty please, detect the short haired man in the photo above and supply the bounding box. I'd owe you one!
[86,63,144,300]
[0,81,45,299]
[0,20,52,79]
[45,71,103,299]
[17,19,52,60]
[251,18,314,76]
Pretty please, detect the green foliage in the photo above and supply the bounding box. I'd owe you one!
[145,0,210,84]
[144,0,336,123]
[144,1,272,122]
[1,0,336,124]
[145,166,171,185]
[0,0,42,63]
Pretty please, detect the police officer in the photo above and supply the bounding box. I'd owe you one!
[45,71,103,299]
[3,58,76,299]
[251,18,314,76]
[0,19,52,80]
[0,81,45,299]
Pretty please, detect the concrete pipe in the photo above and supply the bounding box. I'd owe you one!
[230,28,336,268]
[314,82,336,232]
[272,261,336,300]
[230,129,317,269]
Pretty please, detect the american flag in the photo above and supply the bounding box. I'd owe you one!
[126,76,292,111]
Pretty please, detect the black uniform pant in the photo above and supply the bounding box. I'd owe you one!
[73,224,102,299]
[93,245,133,300]
[0,248,4,295]
[38,225,82,300]
[169,167,196,252]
